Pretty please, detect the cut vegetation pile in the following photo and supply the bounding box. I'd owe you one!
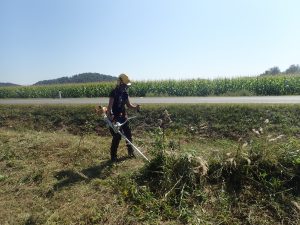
[0,104,299,224]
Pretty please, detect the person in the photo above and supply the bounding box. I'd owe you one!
[106,73,140,162]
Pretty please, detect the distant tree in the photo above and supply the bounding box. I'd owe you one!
[285,64,300,74]
[261,66,281,76]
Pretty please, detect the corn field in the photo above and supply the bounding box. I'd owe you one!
[1,75,300,98]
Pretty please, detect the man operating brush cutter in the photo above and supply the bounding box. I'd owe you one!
[95,73,149,162]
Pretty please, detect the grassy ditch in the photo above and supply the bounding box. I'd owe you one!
[1,104,300,138]
[0,104,300,224]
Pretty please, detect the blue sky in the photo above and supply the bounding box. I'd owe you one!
[1,0,300,85]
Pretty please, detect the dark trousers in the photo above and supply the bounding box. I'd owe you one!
[109,119,133,160]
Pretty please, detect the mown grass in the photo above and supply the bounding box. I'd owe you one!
[0,128,145,225]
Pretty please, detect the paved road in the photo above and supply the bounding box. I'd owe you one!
[1,96,300,104]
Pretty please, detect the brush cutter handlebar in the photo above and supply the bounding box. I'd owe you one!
[114,116,137,130]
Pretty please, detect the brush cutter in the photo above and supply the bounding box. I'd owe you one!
[96,106,150,162]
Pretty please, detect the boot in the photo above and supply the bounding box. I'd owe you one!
[127,144,135,158]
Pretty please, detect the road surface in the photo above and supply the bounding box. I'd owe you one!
[1,96,300,104]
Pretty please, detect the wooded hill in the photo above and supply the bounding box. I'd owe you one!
[0,82,20,87]
[34,73,117,85]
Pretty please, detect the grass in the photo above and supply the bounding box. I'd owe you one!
[0,128,144,225]
[1,104,300,139]
[0,104,300,224]
[0,125,299,224]
[119,124,300,224]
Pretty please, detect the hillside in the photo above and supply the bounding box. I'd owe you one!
[0,82,20,87]
[34,73,117,85]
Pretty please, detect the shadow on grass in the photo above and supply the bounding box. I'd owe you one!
[51,156,129,194]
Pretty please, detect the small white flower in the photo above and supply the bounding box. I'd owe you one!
[252,129,260,135]
[243,157,251,165]
[264,119,269,124]
[226,158,236,167]
[269,134,284,142]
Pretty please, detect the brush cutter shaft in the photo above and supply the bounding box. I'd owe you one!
[117,131,150,162]
[103,115,149,162]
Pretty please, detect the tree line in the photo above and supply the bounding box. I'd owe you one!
[261,64,300,76]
